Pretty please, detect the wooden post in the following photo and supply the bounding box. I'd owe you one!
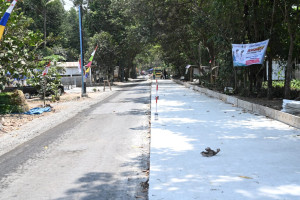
[234,68,237,91]
[103,80,112,91]
[43,76,46,107]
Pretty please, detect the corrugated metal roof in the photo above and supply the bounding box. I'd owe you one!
[57,62,78,68]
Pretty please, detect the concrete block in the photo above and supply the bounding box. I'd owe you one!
[219,93,227,102]
[194,86,207,94]
[237,99,253,111]
[172,79,182,85]
[207,90,214,97]
[212,91,220,99]
[206,90,213,97]
[252,104,276,119]
[183,82,192,89]
[194,86,200,92]
[293,116,300,129]
[205,90,220,99]
[226,96,238,106]
[173,79,300,129]
[275,111,300,129]
[200,87,207,94]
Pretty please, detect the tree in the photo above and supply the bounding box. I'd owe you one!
[0,2,44,90]
[280,1,300,99]
[21,0,65,48]
[27,55,66,101]
[85,0,147,80]
[60,8,80,61]
[86,32,118,80]
[134,45,165,72]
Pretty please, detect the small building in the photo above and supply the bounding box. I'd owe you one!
[57,62,93,88]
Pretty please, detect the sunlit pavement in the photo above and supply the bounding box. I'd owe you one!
[149,79,300,200]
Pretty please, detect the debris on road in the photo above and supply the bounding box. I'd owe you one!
[239,176,253,179]
[201,147,220,157]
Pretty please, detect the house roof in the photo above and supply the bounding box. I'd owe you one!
[57,62,96,68]
[57,62,78,68]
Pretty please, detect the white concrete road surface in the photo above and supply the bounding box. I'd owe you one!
[149,79,300,200]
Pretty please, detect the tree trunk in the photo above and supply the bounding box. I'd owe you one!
[243,0,249,40]
[284,33,294,99]
[198,41,202,84]
[206,45,215,84]
[267,0,276,100]
[253,0,259,41]
[267,55,273,100]
[44,9,47,48]
[210,56,215,83]
[125,66,129,81]
[131,65,137,79]
[282,0,299,99]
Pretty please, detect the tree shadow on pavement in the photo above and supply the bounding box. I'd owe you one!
[150,80,300,199]
[116,108,147,116]
[54,156,149,200]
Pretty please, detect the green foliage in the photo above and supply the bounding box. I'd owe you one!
[60,8,80,61]
[85,0,148,79]
[261,79,300,99]
[263,80,300,91]
[86,31,118,78]
[1,0,299,99]
[0,1,44,90]
[27,55,65,99]
[21,0,65,39]
[0,90,29,114]
[134,45,165,71]
[128,0,300,98]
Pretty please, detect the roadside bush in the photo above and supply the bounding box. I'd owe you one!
[0,90,29,114]
[261,80,300,99]
[262,80,300,91]
[291,79,300,90]
[259,86,299,99]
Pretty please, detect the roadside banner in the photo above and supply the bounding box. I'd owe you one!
[232,39,269,67]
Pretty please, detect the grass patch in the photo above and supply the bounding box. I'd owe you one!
[0,91,29,114]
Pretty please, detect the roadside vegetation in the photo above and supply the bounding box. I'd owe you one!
[0,90,29,114]
[0,0,299,114]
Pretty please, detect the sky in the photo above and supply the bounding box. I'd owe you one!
[63,0,74,11]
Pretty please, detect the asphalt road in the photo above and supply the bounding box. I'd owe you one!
[0,81,151,200]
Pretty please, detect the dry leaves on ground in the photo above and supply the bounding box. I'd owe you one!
[0,92,82,134]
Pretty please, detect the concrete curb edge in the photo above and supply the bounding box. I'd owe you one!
[173,79,300,129]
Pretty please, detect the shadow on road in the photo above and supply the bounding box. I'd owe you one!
[55,155,149,200]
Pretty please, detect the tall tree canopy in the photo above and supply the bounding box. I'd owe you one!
[1,0,299,99]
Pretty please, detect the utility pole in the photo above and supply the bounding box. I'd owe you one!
[78,5,86,97]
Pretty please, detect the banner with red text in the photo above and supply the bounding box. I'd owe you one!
[232,39,269,67]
